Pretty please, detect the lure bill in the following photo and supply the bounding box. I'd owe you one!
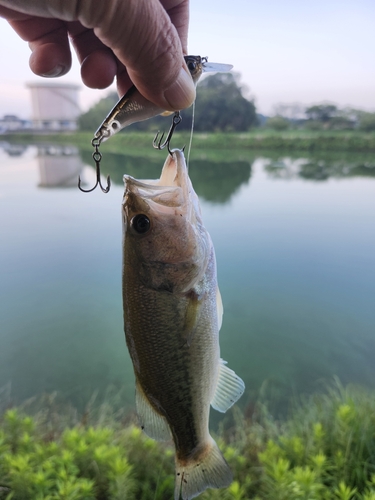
[122,149,244,499]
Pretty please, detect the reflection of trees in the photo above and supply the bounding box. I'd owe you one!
[189,159,251,203]
[80,150,252,204]
[80,150,163,185]
[264,154,375,181]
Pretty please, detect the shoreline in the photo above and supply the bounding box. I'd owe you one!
[2,129,375,155]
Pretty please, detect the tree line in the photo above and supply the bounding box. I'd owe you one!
[78,73,258,133]
[78,74,375,133]
[266,104,375,131]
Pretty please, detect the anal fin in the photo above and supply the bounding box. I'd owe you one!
[211,359,245,413]
[135,380,171,441]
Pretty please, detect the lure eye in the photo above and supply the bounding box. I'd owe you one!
[187,61,197,73]
[131,214,151,234]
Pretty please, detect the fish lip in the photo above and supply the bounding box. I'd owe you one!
[123,175,174,191]
[123,150,187,197]
[123,175,182,203]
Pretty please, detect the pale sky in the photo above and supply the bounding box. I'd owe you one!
[0,0,374,118]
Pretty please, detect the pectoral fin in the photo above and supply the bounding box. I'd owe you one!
[135,380,171,441]
[211,359,245,413]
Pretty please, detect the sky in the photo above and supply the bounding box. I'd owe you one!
[0,0,374,119]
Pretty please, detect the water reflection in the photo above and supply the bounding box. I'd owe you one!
[79,150,252,204]
[264,154,375,181]
[1,140,375,414]
[37,145,83,188]
[2,141,374,192]
[189,159,251,203]
[0,142,84,188]
[0,141,28,157]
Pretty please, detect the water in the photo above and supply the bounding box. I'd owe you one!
[1,142,375,413]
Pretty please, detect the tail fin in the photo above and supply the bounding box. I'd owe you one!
[174,437,232,500]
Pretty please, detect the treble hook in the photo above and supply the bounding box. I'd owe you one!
[153,111,182,154]
[78,138,111,193]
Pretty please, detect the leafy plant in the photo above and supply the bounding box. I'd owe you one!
[2,382,375,499]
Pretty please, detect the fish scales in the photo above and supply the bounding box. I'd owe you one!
[124,250,218,453]
[122,150,244,499]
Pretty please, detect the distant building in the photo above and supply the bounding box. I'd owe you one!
[26,82,81,131]
[0,114,31,133]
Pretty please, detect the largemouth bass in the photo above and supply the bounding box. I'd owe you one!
[122,150,245,500]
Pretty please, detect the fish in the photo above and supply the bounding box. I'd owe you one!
[122,149,245,499]
[95,56,233,144]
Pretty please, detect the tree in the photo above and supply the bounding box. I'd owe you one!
[358,112,375,131]
[266,115,290,130]
[305,104,338,122]
[78,92,118,131]
[78,72,257,133]
[273,103,305,120]
[186,72,257,132]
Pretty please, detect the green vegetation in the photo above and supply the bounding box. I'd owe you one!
[77,73,375,135]
[265,104,375,132]
[182,72,257,132]
[6,129,375,154]
[2,382,375,499]
[78,93,118,133]
[359,112,375,132]
[264,115,290,131]
[78,73,257,133]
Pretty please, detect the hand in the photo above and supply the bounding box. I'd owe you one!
[0,0,195,111]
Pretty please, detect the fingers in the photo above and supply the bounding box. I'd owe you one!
[68,22,117,89]
[160,0,189,54]
[0,0,194,110]
[8,17,72,77]
[81,0,195,110]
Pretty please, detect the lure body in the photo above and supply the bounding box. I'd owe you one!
[95,56,233,143]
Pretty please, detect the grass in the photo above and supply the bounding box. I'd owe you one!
[2,380,375,499]
[4,129,375,156]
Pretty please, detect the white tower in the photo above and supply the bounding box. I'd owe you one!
[27,82,80,131]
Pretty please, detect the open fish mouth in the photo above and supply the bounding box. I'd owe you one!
[123,150,193,215]
[124,177,183,208]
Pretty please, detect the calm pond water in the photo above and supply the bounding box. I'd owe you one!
[1,141,375,415]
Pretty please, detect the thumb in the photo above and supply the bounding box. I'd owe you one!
[84,0,196,110]
[0,0,196,110]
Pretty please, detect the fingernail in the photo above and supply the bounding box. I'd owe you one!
[164,67,196,110]
[41,65,66,78]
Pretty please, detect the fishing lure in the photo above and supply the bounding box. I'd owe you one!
[78,56,232,193]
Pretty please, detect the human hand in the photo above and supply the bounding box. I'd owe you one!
[0,0,195,111]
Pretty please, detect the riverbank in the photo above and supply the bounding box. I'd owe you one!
[1,381,375,500]
[3,129,375,155]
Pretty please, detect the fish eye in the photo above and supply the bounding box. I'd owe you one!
[131,214,151,234]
